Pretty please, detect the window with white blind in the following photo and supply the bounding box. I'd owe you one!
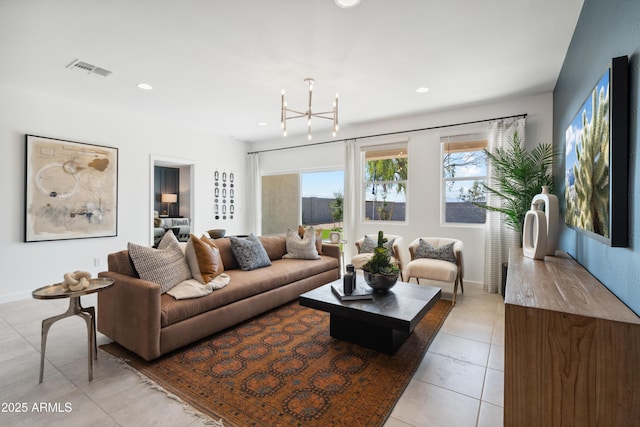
[363,144,408,222]
[441,134,487,225]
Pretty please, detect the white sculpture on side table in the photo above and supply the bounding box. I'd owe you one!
[522,186,559,260]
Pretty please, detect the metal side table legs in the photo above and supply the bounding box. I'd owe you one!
[39,296,97,383]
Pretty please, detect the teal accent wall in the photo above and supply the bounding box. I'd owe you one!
[554,0,640,314]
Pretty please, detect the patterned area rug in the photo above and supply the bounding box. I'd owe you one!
[101,298,451,426]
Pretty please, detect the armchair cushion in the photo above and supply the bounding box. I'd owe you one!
[406,259,458,282]
[359,234,396,254]
[414,239,457,264]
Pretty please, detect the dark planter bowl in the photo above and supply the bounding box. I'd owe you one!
[363,271,399,292]
[208,229,226,239]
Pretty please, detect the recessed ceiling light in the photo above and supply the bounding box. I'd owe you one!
[137,83,153,90]
[335,0,361,8]
[416,87,430,94]
[258,122,267,126]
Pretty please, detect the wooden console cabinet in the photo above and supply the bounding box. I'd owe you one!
[505,248,640,426]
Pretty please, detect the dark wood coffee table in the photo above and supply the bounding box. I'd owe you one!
[299,278,441,354]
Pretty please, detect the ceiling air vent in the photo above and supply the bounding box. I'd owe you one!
[66,59,113,78]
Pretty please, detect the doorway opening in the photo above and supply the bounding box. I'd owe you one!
[149,155,196,246]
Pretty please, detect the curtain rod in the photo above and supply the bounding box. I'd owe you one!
[247,113,527,155]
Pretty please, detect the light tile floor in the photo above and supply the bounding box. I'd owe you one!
[0,282,504,427]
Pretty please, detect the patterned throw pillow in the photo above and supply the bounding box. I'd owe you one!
[184,234,224,284]
[128,231,192,293]
[360,235,396,254]
[230,234,272,271]
[284,227,320,260]
[414,239,457,264]
[298,225,323,254]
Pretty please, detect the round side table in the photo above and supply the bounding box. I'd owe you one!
[32,278,114,383]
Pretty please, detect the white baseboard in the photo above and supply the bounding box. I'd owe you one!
[0,291,33,305]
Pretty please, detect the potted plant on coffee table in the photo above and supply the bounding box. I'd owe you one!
[360,230,400,292]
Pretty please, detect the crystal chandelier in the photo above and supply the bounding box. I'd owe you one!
[281,78,338,140]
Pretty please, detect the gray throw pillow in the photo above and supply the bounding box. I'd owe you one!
[128,231,192,293]
[230,233,272,271]
[414,239,457,264]
[360,235,396,254]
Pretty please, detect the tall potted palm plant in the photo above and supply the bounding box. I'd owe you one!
[477,131,556,239]
[478,130,556,296]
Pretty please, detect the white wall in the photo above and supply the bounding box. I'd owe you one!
[0,83,249,303]
[251,93,553,284]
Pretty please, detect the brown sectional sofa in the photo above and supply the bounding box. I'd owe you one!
[98,234,340,361]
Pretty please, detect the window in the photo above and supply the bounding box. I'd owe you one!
[442,134,487,224]
[301,170,344,228]
[363,145,408,222]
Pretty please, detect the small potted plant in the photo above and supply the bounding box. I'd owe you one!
[360,230,400,292]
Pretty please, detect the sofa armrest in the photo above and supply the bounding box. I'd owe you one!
[97,271,162,361]
[321,243,341,262]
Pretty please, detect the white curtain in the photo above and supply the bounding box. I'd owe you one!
[483,117,525,294]
[343,139,358,262]
[248,152,261,235]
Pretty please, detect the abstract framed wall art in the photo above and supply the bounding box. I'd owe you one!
[25,135,118,242]
[564,56,628,247]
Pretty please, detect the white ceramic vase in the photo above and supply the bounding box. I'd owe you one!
[531,186,559,256]
[522,204,548,260]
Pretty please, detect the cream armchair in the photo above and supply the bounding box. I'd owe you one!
[406,237,464,305]
[351,234,405,281]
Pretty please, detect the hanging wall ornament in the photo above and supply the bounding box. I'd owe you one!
[214,170,220,219]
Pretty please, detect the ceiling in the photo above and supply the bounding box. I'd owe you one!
[0,0,584,143]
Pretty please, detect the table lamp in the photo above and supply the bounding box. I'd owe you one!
[161,193,178,217]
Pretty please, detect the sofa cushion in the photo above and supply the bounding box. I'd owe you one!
[283,227,320,260]
[185,234,224,284]
[258,234,287,261]
[415,239,457,264]
[203,236,239,270]
[160,255,339,327]
[230,234,272,271]
[128,231,192,293]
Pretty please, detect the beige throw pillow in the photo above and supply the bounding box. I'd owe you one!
[298,225,323,254]
[128,231,192,293]
[284,227,320,260]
